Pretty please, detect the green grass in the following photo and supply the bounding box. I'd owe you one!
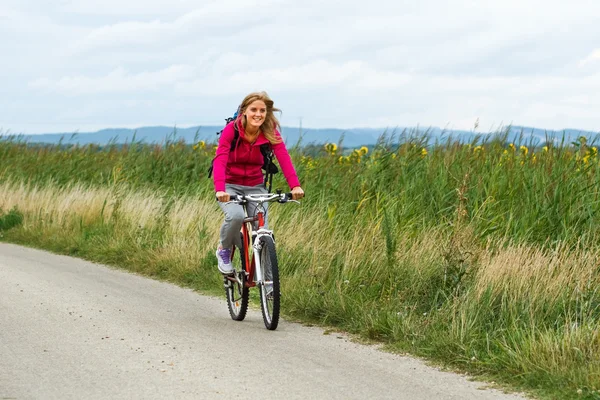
[0,206,23,231]
[1,129,600,399]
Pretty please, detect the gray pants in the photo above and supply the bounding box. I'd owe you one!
[218,183,268,249]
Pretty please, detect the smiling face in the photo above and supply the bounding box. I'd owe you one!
[244,100,267,131]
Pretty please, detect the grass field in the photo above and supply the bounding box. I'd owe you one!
[1,129,600,399]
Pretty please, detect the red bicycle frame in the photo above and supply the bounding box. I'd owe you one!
[231,207,266,288]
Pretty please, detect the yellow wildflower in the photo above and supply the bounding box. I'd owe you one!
[359,146,369,156]
[324,143,338,154]
[543,146,549,152]
[520,145,528,155]
[508,143,516,151]
[338,156,351,164]
[421,148,428,157]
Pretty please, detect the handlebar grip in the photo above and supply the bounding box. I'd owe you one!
[216,193,239,202]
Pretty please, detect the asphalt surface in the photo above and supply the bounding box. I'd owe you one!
[0,243,527,400]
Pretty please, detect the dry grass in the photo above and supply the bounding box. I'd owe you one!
[475,242,600,304]
[0,181,113,227]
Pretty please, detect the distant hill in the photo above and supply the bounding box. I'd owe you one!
[2,125,598,148]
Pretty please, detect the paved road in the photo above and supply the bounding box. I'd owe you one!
[0,243,526,400]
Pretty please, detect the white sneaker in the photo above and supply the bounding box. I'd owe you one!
[216,248,233,275]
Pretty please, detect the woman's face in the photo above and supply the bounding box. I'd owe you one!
[244,100,267,130]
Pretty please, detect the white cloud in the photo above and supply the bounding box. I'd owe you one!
[3,0,600,134]
[0,7,14,18]
[57,0,196,16]
[29,65,195,95]
[229,61,365,91]
[579,49,600,67]
[70,0,286,53]
[172,60,412,97]
[77,19,170,49]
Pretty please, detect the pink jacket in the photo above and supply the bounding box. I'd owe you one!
[212,119,301,192]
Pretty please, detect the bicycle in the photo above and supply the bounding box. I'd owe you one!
[221,190,299,330]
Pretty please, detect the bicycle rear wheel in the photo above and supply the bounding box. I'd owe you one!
[258,235,280,330]
[224,237,249,321]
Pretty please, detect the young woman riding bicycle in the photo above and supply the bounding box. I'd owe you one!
[213,91,305,275]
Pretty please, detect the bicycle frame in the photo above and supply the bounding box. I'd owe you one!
[226,193,285,288]
[240,203,272,288]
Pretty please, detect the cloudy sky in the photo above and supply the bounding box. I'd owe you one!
[1,0,599,134]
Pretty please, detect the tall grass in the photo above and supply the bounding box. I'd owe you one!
[2,131,598,246]
[1,129,600,399]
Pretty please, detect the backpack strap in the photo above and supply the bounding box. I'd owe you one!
[230,122,240,152]
[259,143,279,193]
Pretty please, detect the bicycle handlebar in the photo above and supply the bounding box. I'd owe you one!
[218,192,298,205]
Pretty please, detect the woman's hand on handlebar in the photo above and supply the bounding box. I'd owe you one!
[216,191,230,202]
[291,186,304,200]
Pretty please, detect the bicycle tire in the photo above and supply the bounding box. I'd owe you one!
[225,236,249,321]
[258,235,280,330]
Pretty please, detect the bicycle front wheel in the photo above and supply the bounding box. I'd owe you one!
[258,235,280,330]
[225,238,249,321]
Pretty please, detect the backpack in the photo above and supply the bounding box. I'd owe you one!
[207,112,279,193]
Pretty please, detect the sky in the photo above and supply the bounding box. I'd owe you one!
[1,0,599,134]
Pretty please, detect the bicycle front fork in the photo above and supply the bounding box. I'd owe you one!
[252,229,273,285]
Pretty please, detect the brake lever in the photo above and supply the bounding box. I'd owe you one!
[278,198,301,204]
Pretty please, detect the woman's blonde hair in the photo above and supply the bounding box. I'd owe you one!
[237,91,282,144]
